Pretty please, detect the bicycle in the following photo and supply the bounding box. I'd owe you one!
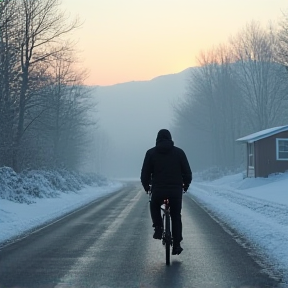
[161,198,173,265]
[148,192,173,266]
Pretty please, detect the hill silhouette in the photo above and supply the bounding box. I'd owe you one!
[91,67,194,178]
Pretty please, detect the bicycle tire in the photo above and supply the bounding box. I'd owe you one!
[165,213,171,265]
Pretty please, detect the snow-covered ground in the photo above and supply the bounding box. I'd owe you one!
[189,172,288,285]
[1,168,287,285]
[0,182,123,245]
[0,167,123,245]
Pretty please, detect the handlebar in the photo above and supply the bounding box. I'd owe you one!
[147,191,152,202]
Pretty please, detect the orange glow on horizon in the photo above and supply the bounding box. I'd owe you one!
[61,0,288,86]
[82,58,198,86]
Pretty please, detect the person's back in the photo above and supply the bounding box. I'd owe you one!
[141,129,192,255]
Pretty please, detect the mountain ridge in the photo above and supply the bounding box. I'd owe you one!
[92,67,194,88]
[90,67,195,177]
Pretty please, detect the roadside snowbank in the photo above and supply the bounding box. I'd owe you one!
[0,167,123,245]
[189,172,288,284]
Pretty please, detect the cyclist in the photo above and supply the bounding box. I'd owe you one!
[141,129,192,255]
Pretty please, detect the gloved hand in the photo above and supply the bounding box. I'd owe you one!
[144,186,150,193]
[183,184,189,193]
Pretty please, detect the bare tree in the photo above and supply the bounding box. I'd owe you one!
[12,0,80,171]
[276,12,288,66]
[230,21,288,132]
[173,21,288,172]
[19,49,96,170]
[0,0,19,167]
[173,44,243,170]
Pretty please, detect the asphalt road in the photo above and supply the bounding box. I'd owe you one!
[0,182,281,288]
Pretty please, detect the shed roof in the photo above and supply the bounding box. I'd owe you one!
[236,125,288,143]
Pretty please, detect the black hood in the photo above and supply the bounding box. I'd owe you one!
[156,129,172,142]
[156,129,174,153]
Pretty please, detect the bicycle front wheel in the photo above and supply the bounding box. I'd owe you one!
[165,213,171,265]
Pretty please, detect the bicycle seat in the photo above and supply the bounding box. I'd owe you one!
[163,199,169,205]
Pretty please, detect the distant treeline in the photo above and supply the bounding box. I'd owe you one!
[0,0,96,172]
[172,20,288,172]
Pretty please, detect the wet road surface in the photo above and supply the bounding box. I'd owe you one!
[0,182,281,288]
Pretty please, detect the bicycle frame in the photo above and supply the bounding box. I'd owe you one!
[148,192,173,265]
[161,199,173,265]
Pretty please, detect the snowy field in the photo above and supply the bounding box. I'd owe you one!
[189,172,288,285]
[1,168,288,285]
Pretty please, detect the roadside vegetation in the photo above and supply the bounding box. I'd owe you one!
[0,167,108,204]
[0,0,96,172]
[173,19,288,172]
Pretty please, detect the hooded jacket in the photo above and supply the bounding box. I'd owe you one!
[141,129,192,196]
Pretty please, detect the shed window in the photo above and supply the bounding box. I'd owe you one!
[276,138,288,160]
[248,143,254,167]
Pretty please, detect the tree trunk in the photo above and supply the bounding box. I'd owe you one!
[12,67,28,172]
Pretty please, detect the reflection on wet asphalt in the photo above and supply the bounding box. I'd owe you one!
[0,182,283,288]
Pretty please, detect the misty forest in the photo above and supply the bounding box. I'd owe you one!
[173,20,288,175]
[0,0,95,173]
[1,0,288,177]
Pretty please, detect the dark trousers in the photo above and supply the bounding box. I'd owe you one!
[150,193,183,244]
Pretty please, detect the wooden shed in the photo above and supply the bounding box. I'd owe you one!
[236,125,288,178]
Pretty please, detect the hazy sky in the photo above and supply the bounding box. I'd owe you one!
[61,0,288,86]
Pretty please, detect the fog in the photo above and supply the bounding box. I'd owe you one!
[91,68,192,178]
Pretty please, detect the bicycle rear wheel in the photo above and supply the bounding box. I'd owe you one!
[165,213,171,265]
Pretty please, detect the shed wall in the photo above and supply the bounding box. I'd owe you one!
[255,131,288,177]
